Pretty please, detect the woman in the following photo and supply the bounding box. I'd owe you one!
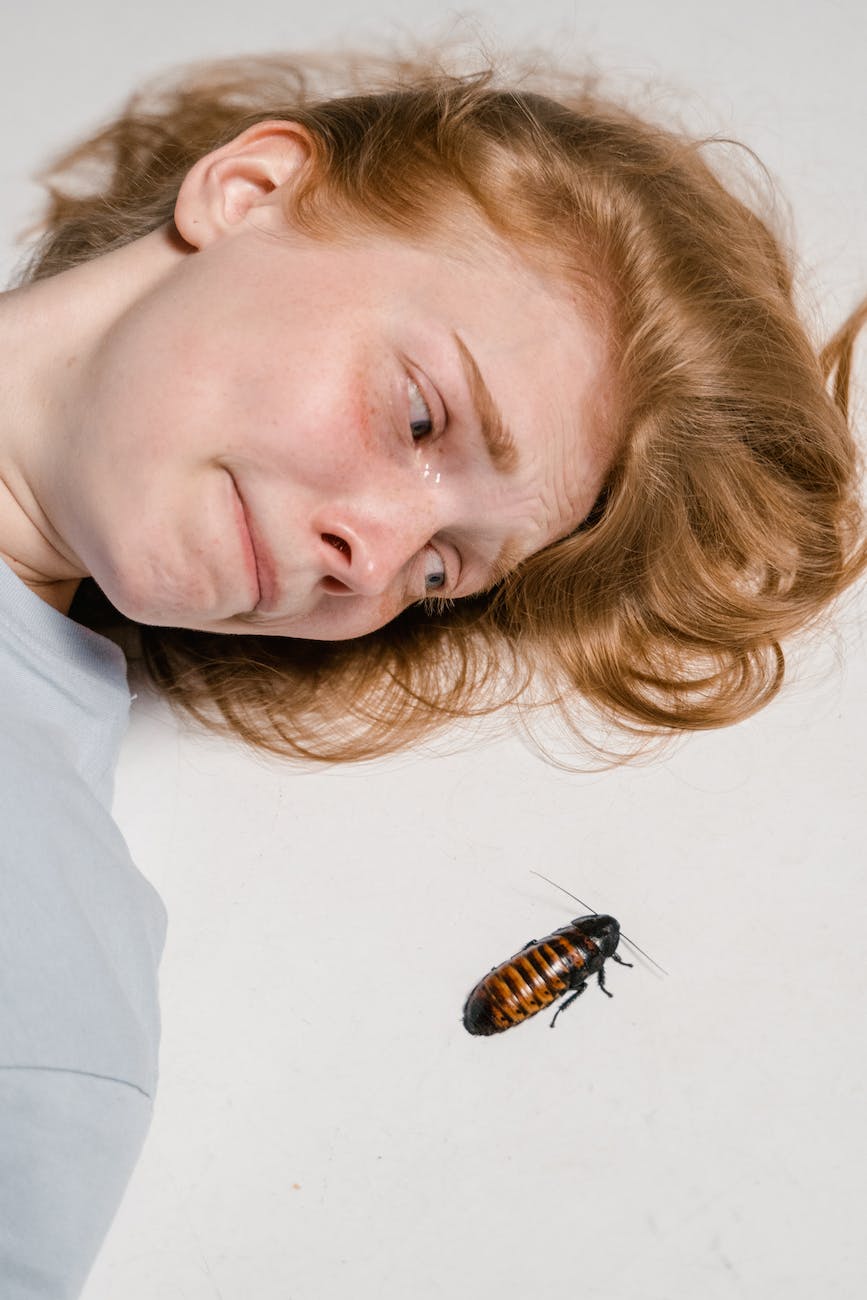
[0,49,864,1296]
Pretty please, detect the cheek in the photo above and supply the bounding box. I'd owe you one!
[254,357,382,493]
[314,377,379,477]
[355,589,410,636]
[287,588,410,640]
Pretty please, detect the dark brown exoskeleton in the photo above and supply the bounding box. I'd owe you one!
[462,913,633,1035]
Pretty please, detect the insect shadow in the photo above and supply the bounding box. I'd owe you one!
[462,871,666,1036]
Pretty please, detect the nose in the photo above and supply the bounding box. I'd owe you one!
[314,503,437,598]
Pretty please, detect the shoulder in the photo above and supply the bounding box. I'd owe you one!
[0,717,167,1099]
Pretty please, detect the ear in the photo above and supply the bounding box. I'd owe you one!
[173,120,312,248]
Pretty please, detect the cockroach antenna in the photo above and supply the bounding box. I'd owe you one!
[529,869,669,977]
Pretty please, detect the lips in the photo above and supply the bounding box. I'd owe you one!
[230,475,277,612]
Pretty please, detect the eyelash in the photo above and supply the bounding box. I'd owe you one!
[421,593,455,617]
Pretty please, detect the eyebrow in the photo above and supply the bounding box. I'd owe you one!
[452,331,519,474]
[483,535,526,591]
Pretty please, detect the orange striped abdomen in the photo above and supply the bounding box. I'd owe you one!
[463,926,602,1036]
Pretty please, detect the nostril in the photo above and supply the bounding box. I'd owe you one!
[322,532,351,562]
[321,575,353,595]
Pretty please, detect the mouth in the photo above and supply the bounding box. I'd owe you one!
[228,473,276,612]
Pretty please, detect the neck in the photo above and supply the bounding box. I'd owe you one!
[0,226,185,616]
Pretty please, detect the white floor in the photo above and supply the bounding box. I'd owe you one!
[4,3,866,1298]
[102,584,867,1300]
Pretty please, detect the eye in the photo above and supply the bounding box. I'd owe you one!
[423,546,446,591]
[408,377,434,441]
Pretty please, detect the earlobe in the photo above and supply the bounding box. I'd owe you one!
[173,120,312,249]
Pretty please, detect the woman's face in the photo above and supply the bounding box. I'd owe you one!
[66,193,614,638]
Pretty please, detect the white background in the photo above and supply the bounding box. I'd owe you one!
[3,3,867,1298]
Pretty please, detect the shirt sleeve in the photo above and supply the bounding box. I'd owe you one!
[0,1067,154,1300]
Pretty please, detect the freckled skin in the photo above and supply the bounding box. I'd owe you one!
[0,126,615,631]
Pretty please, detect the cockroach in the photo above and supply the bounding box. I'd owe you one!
[462,872,666,1036]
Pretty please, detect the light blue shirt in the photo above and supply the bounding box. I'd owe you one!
[0,559,168,1298]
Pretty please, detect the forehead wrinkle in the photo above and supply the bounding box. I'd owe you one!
[452,330,519,474]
